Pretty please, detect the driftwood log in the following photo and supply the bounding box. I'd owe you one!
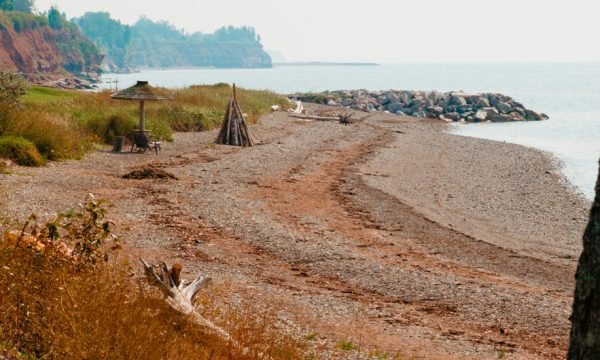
[288,112,354,124]
[288,100,304,114]
[140,258,231,341]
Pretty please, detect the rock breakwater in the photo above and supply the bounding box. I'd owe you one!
[292,90,549,122]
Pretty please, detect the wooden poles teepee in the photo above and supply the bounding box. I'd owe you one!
[215,84,254,146]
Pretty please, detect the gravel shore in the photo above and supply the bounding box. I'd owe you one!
[0,104,590,358]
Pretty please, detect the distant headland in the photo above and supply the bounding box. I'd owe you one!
[274,62,379,67]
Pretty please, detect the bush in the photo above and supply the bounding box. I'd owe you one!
[0,135,45,166]
[86,113,136,144]
[0,72,28,108]
[6,111,91,161]
[157,105,222,132]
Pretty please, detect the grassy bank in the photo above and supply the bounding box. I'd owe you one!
[1,83,288,166]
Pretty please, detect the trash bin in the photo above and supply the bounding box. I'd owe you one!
[112,136,125,152]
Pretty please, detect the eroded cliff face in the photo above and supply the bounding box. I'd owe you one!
[0,26,62,74]
[0,14,102,78]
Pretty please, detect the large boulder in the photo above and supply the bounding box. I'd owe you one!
[490,114,515,122]
[410,98,424,108]
[457,105,473,113]
[413,110,427,118]
[525,109,545,121]
[445,112,462,121]
[513,107,526,117]
[488,94,499,107]
[386,92,400,103]
[506,112,524,121]
[426,105,444,116]
[476,97,491,108]
[449,95,467,106]
[496,101,512,114]
[399,93,410,104]
[474,110,488,121]
[386,102,403,113]
[377,95,389,105]
[342,98,354,107]
[446,105,458,113]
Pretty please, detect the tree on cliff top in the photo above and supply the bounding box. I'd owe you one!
[13,0,34,13]
[0,0,34,13]
[0,0,14,11]
[569,160,600,358]
[48,5,66,29]
[73,12,131,68]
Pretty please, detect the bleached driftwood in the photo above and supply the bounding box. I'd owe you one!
[288,112,354,124]
[140,258,231,341]
[287,100,304,114]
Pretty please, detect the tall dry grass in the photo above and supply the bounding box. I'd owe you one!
[1,83,288,166]
[0,197,308,359]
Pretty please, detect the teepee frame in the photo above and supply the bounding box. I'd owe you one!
[215,84,254,147]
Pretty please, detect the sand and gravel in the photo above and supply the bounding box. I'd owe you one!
[0,104,591,359]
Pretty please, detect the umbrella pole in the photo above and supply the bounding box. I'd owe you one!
[139,100,145,131]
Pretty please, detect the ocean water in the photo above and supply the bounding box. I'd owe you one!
[101,63,600,200]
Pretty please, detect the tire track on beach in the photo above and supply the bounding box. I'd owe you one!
[247,121,571,358]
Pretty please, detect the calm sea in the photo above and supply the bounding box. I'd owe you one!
[101,63,600,200]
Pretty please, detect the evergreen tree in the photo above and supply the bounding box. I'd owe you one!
[0,0,14,11]
[48,6,64,29]
[13,0,34,13]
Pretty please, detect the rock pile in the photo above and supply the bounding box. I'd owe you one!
[27,74,100,90]
[292,90,549,122]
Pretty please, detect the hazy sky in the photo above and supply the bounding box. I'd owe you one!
[36,0,600,63]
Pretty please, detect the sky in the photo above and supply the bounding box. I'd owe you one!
[35,0,600,63]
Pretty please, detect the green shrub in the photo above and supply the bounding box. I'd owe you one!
[157,105,221,132]
[145,117,173,141]
[0,71,28,107]
[0,135,45,166]
[104,114,136,143]
[85,113,136,144]
[5,110,91,161]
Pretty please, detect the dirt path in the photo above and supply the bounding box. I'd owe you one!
[0,105,589,359]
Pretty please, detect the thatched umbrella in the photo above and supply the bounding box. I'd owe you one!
[111,81,171,132]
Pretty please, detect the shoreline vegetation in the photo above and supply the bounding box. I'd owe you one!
[0,80,288,168]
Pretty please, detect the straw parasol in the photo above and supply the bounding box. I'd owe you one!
[111,81,171,132]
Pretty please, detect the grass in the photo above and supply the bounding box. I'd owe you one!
[1,83,289,166]
[0,197,309,359]
[336,340,357,351]
[23,86,82,104]
[0,135,45,166]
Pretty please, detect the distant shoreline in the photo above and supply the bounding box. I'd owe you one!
[273,62,379,67]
